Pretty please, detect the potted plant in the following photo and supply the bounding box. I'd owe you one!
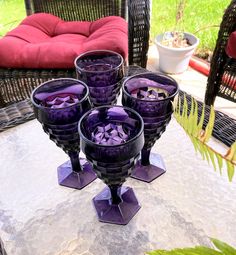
[154,0,199,74]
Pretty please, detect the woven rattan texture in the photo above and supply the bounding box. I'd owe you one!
[179,90,236,147]
[1,66,235,148]
[205,0,236,105]
[0,0,150,108]
[0,238,7,255]
[218,58,236,101]
[129,66,236,147]
[0,69,76,107]
[0,99,34,132]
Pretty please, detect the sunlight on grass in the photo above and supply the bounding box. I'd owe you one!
[151,0,231,55]
[0,0,232,56]
[0,0,26,36]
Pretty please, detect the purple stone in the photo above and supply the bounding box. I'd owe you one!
[131,86,169,100]
[34,84,85,101]
[126,77,176,95]
[92,123,128,145]
[43,93,79,109]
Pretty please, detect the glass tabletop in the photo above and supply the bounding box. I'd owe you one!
[0,115,235,255]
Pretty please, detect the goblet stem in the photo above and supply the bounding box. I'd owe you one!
[141,148,151,166]
[109,185,122,204]
[69,152,82,173]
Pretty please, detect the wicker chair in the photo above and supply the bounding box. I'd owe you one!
[205,0,236,105]
[0,0,150,108]
[0,238,7,255]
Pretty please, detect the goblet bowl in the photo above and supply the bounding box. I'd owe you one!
[74,50,124,106]
[79,105,144,225]
[122,72,179,182]
[31,78,97,190]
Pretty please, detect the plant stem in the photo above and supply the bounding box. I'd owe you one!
[194,25,219,34]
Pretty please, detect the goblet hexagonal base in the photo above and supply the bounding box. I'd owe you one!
[131,153,166,183]
[57,159,97,190]
[93,186,141,225]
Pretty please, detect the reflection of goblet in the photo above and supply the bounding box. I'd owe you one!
[79,106,144,225]
[74,50,124,106]
[31,78,97,189]
[122,72,179,182]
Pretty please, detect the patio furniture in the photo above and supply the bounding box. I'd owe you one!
[179,90,236,147]
[1,66,236,148]
[0,98,34,131]
[205,0,236,105]
[0,65,235,253]
[0,107,235,255]
[0,238,6,255]
[0,0,150,108]
[0,14,128,69]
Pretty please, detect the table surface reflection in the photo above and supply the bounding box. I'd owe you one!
[0,116,235,255]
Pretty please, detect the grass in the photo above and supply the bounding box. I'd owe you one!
[151,0,231,57]
[0,0,26,36]
[0,0,232,57]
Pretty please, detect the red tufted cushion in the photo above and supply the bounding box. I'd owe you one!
[0,13,128,69]
[226,31,236,59]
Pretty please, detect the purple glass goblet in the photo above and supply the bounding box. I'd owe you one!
[31,78,97,190]
[74,50,124,106]
[122,72,179,183]
[78,106,144,225]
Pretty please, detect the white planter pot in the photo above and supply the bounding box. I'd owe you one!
[155,32,199,74]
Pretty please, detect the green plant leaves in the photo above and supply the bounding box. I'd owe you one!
[201,105,215,143]
[225,142,236,162]
[226,161,235,182]
[211,238,236,255]
[146,246,222,255]
[174,94,235,182]
[146,238,236,255]
[197,103,205,137]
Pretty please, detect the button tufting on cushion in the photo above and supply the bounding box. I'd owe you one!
[0,13,128,69]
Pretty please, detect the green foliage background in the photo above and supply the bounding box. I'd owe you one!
[0,0,26,35]
[151,0,231,56]
[0,0,232,56]
[147,238,236,254]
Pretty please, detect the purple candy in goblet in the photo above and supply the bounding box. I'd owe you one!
[31,78,97,190]
[74,50,124,106]
[122,72,179,183]
[78,106,144,225]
